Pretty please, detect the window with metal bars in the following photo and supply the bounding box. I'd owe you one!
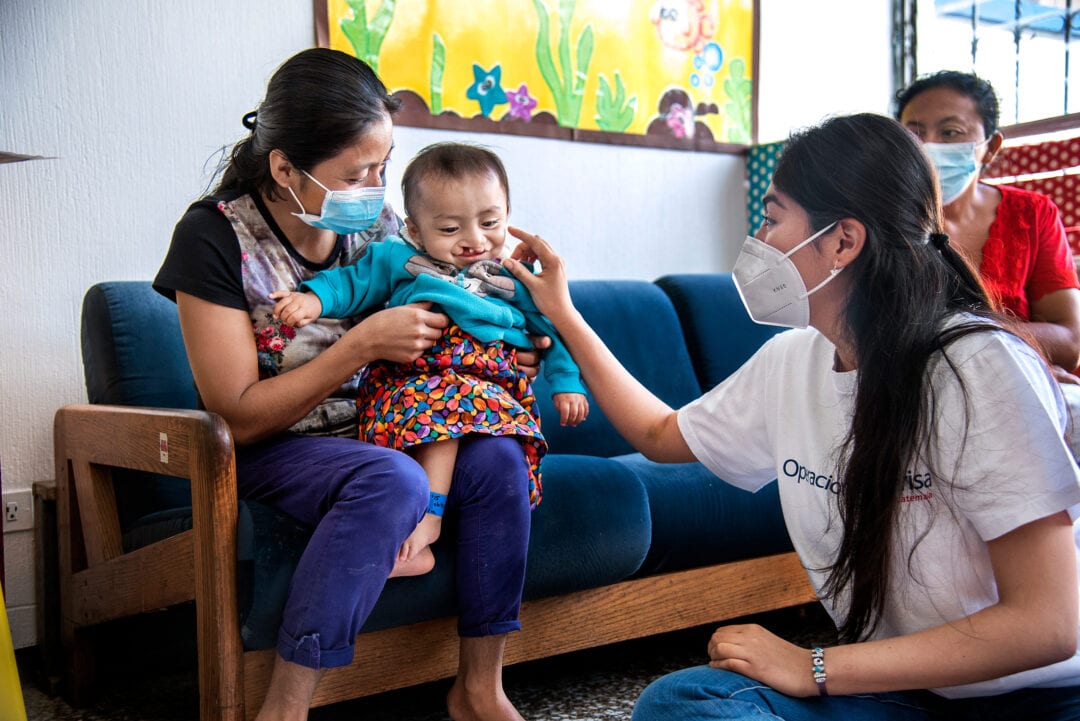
[895,0,1080,133]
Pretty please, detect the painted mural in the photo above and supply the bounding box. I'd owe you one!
[322,0,756,149]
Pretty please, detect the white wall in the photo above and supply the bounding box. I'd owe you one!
[0,0,891,648]
[757,1,894,143]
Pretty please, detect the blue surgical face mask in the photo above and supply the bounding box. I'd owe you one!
[289,170,385,235]
[923,141,983,206]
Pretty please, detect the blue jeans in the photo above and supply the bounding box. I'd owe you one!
[236,433,531,669]
[631,666,1080,721]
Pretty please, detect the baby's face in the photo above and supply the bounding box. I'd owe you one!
[405,171,508,269]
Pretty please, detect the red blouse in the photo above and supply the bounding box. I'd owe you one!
[980,183,1079,320]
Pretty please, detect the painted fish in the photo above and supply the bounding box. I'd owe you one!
[650,0,717,54]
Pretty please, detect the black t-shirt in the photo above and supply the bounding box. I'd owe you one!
[151,186,398,436]
[153,187,346,309]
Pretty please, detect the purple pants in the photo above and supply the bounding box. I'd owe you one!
[235,433,531,669]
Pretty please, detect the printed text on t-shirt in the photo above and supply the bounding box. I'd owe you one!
[782,459,934,502]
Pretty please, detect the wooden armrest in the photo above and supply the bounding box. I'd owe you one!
[55,405,245,714]
[54,405,232,478]
[54,403,238,562]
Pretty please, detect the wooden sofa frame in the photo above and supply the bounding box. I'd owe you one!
[55,403,818,721]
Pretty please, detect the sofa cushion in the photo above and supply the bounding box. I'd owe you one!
[82,281,197,409]
[521,454,651,598]
[655,274,786,391]
[362,454,652,633]
[612,453,792,576]
[82,282,199,527]
[531,280,702,458]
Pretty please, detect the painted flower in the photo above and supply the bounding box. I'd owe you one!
[466,63,508,117]
[507,83,538,121]
[665,103,695,139]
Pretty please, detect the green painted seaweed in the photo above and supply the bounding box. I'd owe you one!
[340,0,396,74]
[430,33,446,115]
[595,72,636,132]
[723,58,752,144]
[532,0,593,127]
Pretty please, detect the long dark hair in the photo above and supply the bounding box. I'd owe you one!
[772,113,998,643]
[216,48,401,200]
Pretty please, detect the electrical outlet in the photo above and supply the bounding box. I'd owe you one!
[2,489,33,532]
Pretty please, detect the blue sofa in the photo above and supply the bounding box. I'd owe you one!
[55,274,816,720]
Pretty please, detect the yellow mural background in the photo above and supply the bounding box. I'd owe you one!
[326,0,754,144]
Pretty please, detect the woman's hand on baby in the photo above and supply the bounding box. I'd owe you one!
[347,302,449,365]
[517,335,552,379]
[554,393,589,426]
[504,226,575,324]
[269,290,323,328]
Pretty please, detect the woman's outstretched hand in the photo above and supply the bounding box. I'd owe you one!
[504,226,575,325]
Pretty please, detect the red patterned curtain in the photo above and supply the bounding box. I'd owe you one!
[983,137,1080,254]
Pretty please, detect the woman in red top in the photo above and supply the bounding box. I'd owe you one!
[895,71,1080,380]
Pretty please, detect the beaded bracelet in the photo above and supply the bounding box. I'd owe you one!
[811,646,828,697]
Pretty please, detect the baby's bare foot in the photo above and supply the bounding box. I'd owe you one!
[388,545,434,578]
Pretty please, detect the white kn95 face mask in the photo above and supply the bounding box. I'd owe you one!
[732,222,840,329]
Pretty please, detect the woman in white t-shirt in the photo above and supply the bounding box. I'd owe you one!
[505,113,1080,720]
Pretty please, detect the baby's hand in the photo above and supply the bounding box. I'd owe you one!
[553,393,589,427]
[269,290,323,328]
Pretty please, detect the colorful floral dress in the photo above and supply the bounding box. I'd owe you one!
[356,324,546,508]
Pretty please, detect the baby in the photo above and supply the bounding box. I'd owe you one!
[271,142,588,576]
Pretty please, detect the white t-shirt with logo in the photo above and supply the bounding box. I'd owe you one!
[678,323,1080,698]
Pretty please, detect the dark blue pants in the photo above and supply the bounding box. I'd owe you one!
[236,433,531,669]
